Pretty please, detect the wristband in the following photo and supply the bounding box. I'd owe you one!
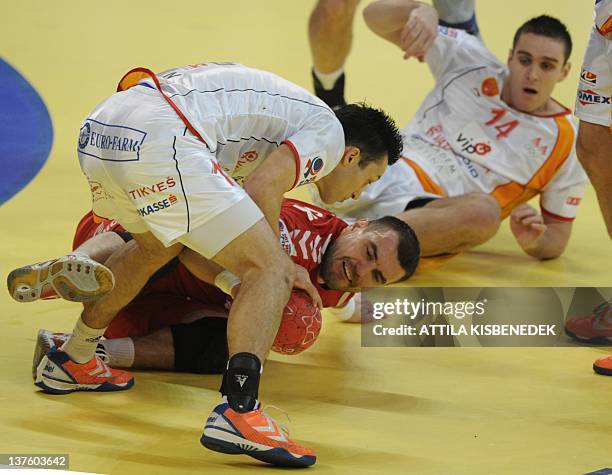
[214,270,241,296]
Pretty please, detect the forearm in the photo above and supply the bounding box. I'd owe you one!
[179,248,226,285]
[520,226,570,259]
[244,184,284,236]
[364,0,428,38]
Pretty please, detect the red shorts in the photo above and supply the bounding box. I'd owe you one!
[73,211,230,339]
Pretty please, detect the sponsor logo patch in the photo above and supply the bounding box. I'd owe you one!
[481,77,499,97]
[566,196,582,206]
[78,119,147,161]
[299,156,325,185]
[88,179,113,203]
[580,69,597,85]
[577,89,611,106]
[137,194,179,217]
[438,26,458,38]
[128,176,177,200]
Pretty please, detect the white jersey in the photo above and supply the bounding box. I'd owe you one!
[322,27,587,222]
[575,0,612,127]
[139,62,345,188]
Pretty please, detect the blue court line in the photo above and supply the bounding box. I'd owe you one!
[0,58,53,205]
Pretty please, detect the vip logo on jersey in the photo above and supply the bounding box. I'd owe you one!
[481,77,499,97]
[128,176,177,200]
[455,133,492,156]
[566,196,582,206]
[577,89,611,106]
[78,119,147,162]
[580,69,597,85]
[137,195,179,217]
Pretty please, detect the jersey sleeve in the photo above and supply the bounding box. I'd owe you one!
[282,112,345,190]
[426,26,501,81]
[539,149,588,221]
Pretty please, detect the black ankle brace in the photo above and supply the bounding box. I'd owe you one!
[220,352,261,413]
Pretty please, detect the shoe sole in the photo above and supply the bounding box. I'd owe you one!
[593,363,612,376]
[34,372,134,395]
[564,327,612,345]
[8,256,115,303]
[201,428,315,468]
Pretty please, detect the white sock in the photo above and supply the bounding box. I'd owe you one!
[61,316,107,363]
[98,338,135,368]
[433,0,475,24]
[313,67,344,90]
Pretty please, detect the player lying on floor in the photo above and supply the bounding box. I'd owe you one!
[313,2,587,261]
[23,198,419,374]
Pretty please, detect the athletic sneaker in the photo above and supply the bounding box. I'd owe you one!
[312,69,346,110]
[593,355,612,376]
[34,347,133,394]
[564,300,612,344]
[8,254,115,303]
[201,400,316,467]
[31,329,110,380]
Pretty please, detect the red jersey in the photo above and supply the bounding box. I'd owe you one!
[73,199,353,318]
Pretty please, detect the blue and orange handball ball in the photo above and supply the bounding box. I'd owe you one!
[272,290,322,355]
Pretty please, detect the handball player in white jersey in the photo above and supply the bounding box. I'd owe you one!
[314,1,587,262]
[8,62,403,466]
[574,0,611,237]
[566,0,612,377]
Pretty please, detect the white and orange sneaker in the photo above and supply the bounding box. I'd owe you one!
[564,300,612,344]
[201,400,316,467]
[7,254,114,303]
[34,347,133,394]
[594,355,612,376]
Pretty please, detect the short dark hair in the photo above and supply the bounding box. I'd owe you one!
[366,216,420,282]
[513,15,572,63]
[335,103,403,168]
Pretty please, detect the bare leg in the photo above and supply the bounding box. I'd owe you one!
[210,218,294,362]
[82,233,183,329]
[61,232,182,363]
[399,193,501,256]
[74,232,126,264]
[309,0,361,74]
[131,328,175,370]
[309,0,360,108]
[576,121,612,238]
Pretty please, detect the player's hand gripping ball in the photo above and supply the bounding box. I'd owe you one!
[272,290,322,355]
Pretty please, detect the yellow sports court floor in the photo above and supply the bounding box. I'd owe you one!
[1,1,610,474]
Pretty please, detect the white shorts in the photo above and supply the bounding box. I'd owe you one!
[77,85,263,257]
[310,159,441,222]
[575,28,612,127]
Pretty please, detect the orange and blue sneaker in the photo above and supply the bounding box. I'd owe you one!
[34,347,133,394]
[593,355,612,376]
[201,399,316,467]
[564,300,612,344]
[7,253,115,303]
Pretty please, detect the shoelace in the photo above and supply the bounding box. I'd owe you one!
[95,346,110,364]
[260,404,292,439]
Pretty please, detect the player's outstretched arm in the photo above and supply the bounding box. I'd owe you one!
[363,0,438,60]
[509,204,572,259]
